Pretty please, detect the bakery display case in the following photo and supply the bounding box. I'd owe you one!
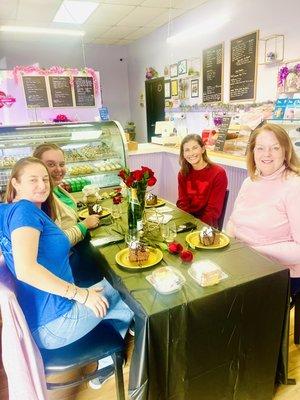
[265,119,300,154]
[0,121,127,197]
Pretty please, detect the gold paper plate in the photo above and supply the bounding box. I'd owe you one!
[145,198,166,208]
[115,247,163,270]
[186,231,230,250]
[78,208,111,220]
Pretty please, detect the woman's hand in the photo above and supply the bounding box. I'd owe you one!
[82,215,101,229]
[77,286,109,318]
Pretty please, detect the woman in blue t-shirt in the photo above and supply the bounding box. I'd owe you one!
[0,157,133,355]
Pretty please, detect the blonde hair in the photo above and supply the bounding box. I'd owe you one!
[179,134,213,175]
[6,157,57,220]
[33,143,64,159]
[247,123,300,179]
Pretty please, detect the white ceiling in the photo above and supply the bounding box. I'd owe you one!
[0,0,209,45]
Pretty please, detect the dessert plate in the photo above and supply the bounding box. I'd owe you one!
[78,208,111,219]
[145,198,166,208]
[185,231,230,250]
[115,247,163,270]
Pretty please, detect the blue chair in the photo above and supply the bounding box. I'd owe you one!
[40,321,126,399]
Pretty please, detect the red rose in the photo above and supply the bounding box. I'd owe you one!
[118,170,127,180]
[113,195,122,204]
[141,166,154,177]
[125,176,134,187]
[132,169,144,181]
[168,242,183,254]
[180,250,193,263]
[147,176,157,187]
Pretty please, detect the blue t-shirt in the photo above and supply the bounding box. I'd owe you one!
[0,200,74,331]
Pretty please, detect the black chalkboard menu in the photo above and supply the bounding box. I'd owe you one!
[49,76,73,107]
[214,117,232,152]
[202,43,223,103]
[74,76,95,106]
[22,76,49,108]
[230,31,258,101]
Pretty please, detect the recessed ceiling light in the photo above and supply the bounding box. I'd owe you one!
[0,25,85,36]
[53,1,99,24]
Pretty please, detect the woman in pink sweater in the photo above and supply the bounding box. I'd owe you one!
[227,123,300,295]
[177,134,228,228]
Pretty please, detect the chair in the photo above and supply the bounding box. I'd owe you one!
[217,189,229,231]
[293,292,300,344]
[41,321,126,400]
[0,260,126,400]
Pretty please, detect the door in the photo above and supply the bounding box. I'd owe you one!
[145,77,165,142]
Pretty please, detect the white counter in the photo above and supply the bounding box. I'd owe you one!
[128,143,247,170]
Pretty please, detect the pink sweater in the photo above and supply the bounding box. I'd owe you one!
[226,165,300,277]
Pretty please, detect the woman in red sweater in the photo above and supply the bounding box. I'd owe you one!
[177,134,228,228]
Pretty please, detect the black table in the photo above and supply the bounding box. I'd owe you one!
[94,205,289,400]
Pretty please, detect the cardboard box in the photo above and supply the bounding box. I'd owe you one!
[127,141,138,151]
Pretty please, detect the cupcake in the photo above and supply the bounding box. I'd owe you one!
[199,226,218,246]
[128,241,149,263]
[146,193,158,206]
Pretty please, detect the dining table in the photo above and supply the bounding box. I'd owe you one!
[90,199,290,400]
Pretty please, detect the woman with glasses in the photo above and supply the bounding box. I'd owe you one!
[227,123,300,296]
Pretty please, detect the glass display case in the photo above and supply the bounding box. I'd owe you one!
[265,119,300,154]
[0,121,127,196]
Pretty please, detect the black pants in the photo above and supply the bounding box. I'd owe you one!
[291,277,300,297]
[69,234,106,287]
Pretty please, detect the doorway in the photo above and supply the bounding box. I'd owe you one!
[145,77,165,142]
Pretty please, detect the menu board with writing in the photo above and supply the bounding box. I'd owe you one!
[230,31,258,101]
[49,76,73,107]
[214,117,232,152]
[202,43,223,103]
[74,76,95,107]
[22,76,49,108]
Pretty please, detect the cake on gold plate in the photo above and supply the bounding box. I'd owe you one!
[146,193,158,206]
[128,241,150,263]
[199,226,219,246]
[89,203,103,216]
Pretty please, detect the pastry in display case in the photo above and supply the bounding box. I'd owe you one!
[0,121,127,200]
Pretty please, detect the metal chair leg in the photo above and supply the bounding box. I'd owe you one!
[112,352,125,400]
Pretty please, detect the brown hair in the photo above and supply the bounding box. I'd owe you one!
[33,143,64,159]
[247,123,300,179]
[179,134,213,175]
[6,157,57,220]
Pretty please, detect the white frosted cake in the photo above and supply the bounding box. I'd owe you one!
[190,260,222,287]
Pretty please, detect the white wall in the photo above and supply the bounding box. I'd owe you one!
[127,0,300,142]
[0,39,131,126]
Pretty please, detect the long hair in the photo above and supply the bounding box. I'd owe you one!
[33,143,64,159]
[6,157,57,220]
[247,123,300,180]
[179,134,213,175]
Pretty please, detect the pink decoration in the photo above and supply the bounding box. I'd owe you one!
[12,65,100,95]
[0,90,16,108]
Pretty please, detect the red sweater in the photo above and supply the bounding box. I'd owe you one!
[177,164,228,227]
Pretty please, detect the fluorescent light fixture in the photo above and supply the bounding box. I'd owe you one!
[167,13,231,44]
[0,25,85,36]
[53,0,99,24]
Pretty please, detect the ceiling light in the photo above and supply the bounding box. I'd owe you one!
[53,1,99,24]
[0,25,85,36]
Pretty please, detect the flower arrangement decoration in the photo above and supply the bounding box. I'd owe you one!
[118,166,157,211]
[145,67,158,80]
[168,241,194,263]
[213,116,223,127]
[53,114,70,123]
[118,166,157,189]
[278,64,300,89]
